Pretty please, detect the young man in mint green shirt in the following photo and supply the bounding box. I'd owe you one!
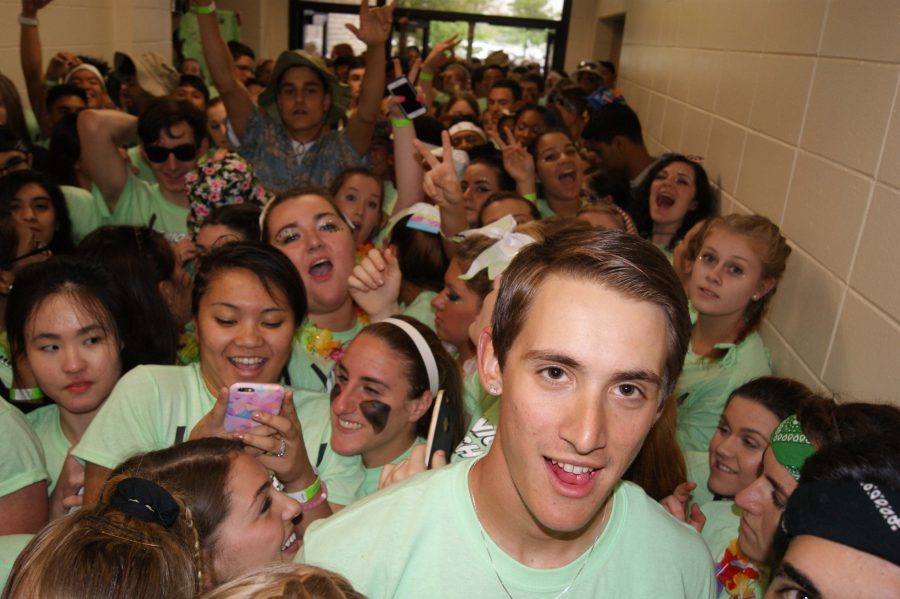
[78,97,209,236]
[301,229,716,598]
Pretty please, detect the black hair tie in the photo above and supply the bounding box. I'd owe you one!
[109,477,180,529]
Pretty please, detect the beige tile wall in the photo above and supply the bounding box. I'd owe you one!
[0,0,173,93]
[602,0,900,404]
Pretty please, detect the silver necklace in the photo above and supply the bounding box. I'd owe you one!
[468,477,599,599]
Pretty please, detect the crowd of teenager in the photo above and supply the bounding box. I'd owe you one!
[0,0,898,597]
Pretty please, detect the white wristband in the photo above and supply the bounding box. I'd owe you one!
[18,14,38,27]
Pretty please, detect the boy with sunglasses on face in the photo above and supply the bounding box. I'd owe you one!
[77,97,209,236]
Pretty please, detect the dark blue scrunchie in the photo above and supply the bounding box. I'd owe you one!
[108,477,180,529]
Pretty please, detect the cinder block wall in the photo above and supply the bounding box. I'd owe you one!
[598,0,899,404]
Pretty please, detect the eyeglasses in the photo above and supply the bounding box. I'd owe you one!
[0,155,28,176]
[145,143,198,163]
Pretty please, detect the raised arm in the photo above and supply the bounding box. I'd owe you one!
[345,0,396,157]
[193,0,254,140]
[418,35,461,113]
[19,0,53,139]
[77,109,136,210]
[387,59,424,214]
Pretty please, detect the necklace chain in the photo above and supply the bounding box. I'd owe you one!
[468,473,598,599]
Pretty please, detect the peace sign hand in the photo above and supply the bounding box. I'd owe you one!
[415,131,463,209]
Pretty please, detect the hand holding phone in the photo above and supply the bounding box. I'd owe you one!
[224,383,285,433]
[387,76,426,119]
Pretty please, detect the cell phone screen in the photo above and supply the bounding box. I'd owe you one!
[388,78,425,118]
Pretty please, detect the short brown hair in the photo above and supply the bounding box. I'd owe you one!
[491,228,691,400]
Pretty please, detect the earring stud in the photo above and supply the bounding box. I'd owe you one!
[489,385,498,395]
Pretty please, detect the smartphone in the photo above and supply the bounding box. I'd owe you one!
[387,77,427,119]
[224,383,285,433]
[424,390,456,469]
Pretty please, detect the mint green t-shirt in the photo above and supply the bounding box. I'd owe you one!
[301,458,715,598]
[685,449,716,507]
[25,404,71,495]
[73,363,364,505]
[701,500,741,562]
[357,439,422,500]
[676,332,772,452]
[288,318,366,393]
[62,184,111,243]
[0,534,33,591]
[400,290,437,332]
[126,145,156,184]
[110,172,190,236]
[0,398,48,498]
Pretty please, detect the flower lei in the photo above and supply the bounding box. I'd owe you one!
[298,310,370,363]
[354,242,375,265]
[177,330,200,366]
[716,538,768,599]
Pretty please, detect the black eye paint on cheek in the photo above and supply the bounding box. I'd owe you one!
[360,400,390,433]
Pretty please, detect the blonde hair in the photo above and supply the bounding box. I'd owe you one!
[3,475,202,599]
[697,214,791,360]
[200,563,365,599]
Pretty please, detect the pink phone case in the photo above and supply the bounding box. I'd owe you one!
[224,383,285,432]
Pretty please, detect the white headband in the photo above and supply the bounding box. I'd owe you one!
[65,64,106,89]
[382,318,439,397]
[448,121,487,142]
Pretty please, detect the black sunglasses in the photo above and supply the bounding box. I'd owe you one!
[145,143,198,163]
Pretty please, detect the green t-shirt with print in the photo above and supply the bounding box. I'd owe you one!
[110,171,190,236]
[288,317,366,394]
[676,332,772,452]
[0,398,48,498]
[25,404,71,495]
[73,363,364,505]
[300,458,716,599]
[452,371,498,462]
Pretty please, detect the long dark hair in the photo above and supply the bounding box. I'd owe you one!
[0,169,75,255]
[633,154,716,250]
